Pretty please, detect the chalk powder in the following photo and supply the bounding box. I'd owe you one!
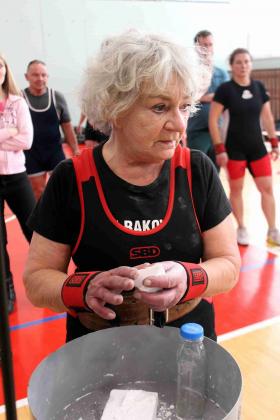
[56,381,226,419]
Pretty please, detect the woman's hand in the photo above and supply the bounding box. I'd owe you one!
[85,266,137,319]
[133,261,187,311]
[216,151,228,168]
[72,147,81,156]
[271,147,279,160]
[75,124,83,135]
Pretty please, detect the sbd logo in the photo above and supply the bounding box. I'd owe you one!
[130,246,160,259]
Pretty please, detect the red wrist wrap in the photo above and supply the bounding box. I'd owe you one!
[214,143,226,155]
[178,262,208,302]
[269,138,278,148]
[61,271,100,312]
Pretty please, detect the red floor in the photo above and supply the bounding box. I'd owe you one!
[214,245,280,333]
[1,154,280,404]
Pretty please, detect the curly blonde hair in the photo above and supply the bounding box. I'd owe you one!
[80,30,211,134]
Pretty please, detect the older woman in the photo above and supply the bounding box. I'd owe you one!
[209,48,280,246]
[23,31,240,342]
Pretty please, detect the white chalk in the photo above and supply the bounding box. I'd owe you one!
[134,263,165,293]
[101,389,158,420]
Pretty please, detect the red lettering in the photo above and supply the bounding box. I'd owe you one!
[129,246,160,260]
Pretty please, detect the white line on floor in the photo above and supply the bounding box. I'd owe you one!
[4,215,16,223]
[0,397,28,413]
[218,315,280,342]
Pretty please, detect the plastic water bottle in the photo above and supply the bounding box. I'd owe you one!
[176,323,207,419]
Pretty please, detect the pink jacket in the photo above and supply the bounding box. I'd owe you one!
[0,94,33,174]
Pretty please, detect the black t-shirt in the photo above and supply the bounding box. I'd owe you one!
[214,79,269,159]
[28,145,231,246]
[85,121,109,143]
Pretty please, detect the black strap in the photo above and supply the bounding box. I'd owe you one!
[154,311,166,328]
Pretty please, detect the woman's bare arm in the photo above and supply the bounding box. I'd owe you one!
[201,214,240,296]
[23,232,72,312]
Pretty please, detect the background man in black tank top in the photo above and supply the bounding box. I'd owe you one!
[23,60,80,199]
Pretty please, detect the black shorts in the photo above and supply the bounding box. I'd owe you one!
[66,299,216,342]
[85,121,109,143]
[25,147,65,175]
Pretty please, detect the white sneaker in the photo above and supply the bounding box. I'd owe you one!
[237,227,249,246]
[267,228,280,246]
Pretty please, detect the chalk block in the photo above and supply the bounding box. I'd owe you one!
[134,263,165,293]
[101,389,158,420]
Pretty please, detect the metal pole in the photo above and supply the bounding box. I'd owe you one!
[0,209,17,419]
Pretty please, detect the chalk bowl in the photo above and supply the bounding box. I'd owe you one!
[28,326,242,419]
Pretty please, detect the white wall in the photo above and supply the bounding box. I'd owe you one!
[1,0,279,123]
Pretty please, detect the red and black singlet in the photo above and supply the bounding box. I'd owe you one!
[28,143,231,340]
[71,145,203,272]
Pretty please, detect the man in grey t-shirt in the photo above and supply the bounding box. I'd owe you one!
[23,60,80,199]
[187,31,228,171]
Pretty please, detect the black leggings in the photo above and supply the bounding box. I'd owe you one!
[0,172,35,278]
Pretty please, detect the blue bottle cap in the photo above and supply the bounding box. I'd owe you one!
[180,323,204,340]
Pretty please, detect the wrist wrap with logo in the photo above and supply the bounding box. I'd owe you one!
[61,271,100,312]
[177,262,208,303]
